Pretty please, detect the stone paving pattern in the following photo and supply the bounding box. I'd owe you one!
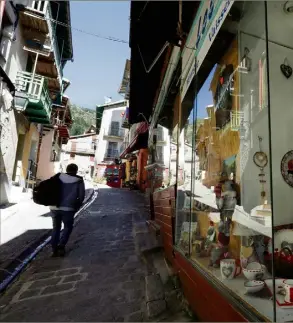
[0,188,150,321]
[0,188,93,271]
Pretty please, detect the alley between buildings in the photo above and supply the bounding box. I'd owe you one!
[0,187,192,322]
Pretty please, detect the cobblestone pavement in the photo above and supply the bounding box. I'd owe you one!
[0,187,93,271]
[0,187,151,322]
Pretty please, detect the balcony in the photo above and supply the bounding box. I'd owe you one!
[230,111,244,131]
[105,149,119,159]
[19,1,63,86]
[14,71,52,124]
[103,128,125,140]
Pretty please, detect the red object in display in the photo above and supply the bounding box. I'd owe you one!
[288,159,293,171]
[173,251,248,322]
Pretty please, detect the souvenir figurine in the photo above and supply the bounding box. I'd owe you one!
[215,171,238,237]
[209,221,230,268]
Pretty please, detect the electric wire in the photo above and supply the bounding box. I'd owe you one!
[44,16,129,44]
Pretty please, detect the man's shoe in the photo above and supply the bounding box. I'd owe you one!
[58,245,66,257]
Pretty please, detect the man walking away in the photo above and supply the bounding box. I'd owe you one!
[50,163,85,257]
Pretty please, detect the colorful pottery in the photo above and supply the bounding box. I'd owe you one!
[246,262,262,270]
[242,267,265,281]
[244,280,264,293]
[220,258,242,280]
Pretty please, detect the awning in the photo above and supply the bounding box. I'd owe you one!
[120,122,149,158]
[129,1,180,125]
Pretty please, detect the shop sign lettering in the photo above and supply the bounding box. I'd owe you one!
[195,0,216,50]
[181,0,234,102]
[208,0,232,43]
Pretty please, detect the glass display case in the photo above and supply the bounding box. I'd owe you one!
[174,1,293,321]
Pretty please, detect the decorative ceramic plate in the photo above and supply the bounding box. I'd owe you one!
[281,150,293,187]
[253,151,268,168]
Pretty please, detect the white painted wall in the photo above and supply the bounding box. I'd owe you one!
[95,105,126,163]
[61,153,93,177]
[61,135,95,176]
[239,1,293,226]
[157,125,170,167]
[64,136,95,154]
[3,18,28,82]
[37,130,55,180]
[0,12,28,204]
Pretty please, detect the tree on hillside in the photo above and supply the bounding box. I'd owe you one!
[69,104,96,136]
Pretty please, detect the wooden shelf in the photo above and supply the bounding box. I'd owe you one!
[232,205,272,238]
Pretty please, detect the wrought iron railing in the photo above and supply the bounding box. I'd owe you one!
[30,0,48,13]
[26,1,63,83]
[15,71,52,115]
[230,111,244,131]
[106,149,119,158]
[106,128,125,137]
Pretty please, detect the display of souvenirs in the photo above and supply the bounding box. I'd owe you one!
[220,258,242,280]
[265,279,293,308]
[281,150,293,188]
[253,136,269,204]
[215,171,237,238]
[179,222,198,252]
[265,229,293,279]
[209,221,230,268]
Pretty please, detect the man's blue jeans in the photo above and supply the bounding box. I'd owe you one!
[51,210,75,250]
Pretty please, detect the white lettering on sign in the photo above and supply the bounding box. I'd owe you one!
[195,0,216,51]
[181,0,234,102]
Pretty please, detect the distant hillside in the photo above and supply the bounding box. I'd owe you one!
[70,104,96,136]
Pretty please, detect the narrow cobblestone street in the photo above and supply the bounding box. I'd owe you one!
[0,182,94,275]
[0,187,158,321]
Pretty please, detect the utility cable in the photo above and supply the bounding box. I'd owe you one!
[44,16,129,44]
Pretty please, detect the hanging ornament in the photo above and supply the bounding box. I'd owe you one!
[253,136,268,205]
[280,58,292,79]
[253,136,268,168]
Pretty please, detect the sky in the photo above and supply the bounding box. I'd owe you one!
[187,66,215,122]
[63,1,130,110]
[63,1,214,118]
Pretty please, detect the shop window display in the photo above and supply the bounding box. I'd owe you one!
[175,1,293,321]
